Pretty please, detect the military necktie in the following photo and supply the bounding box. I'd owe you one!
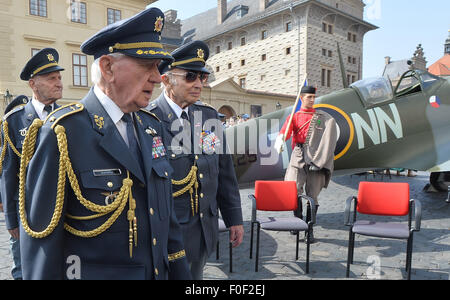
[180,111,193,154]
[181,111,189,121]
[122,113,144,173]
[44,105,53,114]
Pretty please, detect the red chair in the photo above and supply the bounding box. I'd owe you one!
[249,181,316,273]
[344,182,421,280]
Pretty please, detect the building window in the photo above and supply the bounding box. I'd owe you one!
[31,48,41,57]
[216,46,221,54]
[261,54,266,61]
[286,47,291,55]
[328,50,333,57]
[239,78,246,89]
[228,63,232,69]
[216,66,220,72]
[348,32,357,42]
[347,74,357,85]
[286,21,292,32]
[241,59,246,66]
[228,42,233,50]
[261,30,268,40]
[71,0,87,24]
[107,8,121,25]
[322,48,327,56]
[327,70,332,87]
[240,37,246,46]
[29,0,47,17]
[321,68,332,87]
[73,53,88,87]
[285,69,291,76]
[322,22,333,34]
[260,74,266,81]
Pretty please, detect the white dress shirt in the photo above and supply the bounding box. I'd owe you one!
[94,85,137,147]
[164,92,189,120]
[31,98,55,121]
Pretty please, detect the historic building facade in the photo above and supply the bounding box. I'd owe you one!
[0,0,155,112]
[180,0,377,100]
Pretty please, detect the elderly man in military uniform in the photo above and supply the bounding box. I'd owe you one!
[275,86,337,243]
[19,8,190,280]
[1,49,64,280]
[147,40,244,280]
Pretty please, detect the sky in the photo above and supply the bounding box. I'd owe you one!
[153,0,450,78]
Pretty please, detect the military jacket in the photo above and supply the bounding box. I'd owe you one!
[19,90,190,280]
[1,101,42,230]
[147,94,243,262]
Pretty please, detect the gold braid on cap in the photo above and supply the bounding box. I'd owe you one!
[170,57,205,68]
[32,63,58,76]
[108,42,163,53]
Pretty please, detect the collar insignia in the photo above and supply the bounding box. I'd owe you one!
[94,115,104,130]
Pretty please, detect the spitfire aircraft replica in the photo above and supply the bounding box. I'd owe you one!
[225,67,450,194]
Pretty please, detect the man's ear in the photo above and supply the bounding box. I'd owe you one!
[98,55,114,82]
[161,73,170,87]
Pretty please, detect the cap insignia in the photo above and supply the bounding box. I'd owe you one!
[47,54,55,62]
[154,16,164,33]
[197,49,204,59]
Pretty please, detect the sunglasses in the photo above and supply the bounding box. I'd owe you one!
[170,71,209,83]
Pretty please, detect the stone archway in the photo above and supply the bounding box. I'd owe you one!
[218,105,236,119]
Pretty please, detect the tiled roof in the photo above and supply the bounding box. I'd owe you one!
[428,55,450,76]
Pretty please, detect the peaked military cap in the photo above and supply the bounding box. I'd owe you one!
[20,48,65,81]
[159,40,210,74]
[4,95,29,114]
[81,7,173,62]
[301,86,317,94]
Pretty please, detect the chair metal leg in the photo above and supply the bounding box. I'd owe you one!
[406,236,411,272]
[407,234,414,280]
[250,222,255,259]
[296,232,300,261]
[229,242,233,273]
[346,228,355,278]
[255,223,261,272]
[350,232,356,264]
[306,228,311,274]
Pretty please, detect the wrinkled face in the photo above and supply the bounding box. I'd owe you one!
[29,71,63,105]
[101,55,162,113]
[301,93,316,109]
[162,68,207,109]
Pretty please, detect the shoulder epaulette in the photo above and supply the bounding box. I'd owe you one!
[194,101,217,111]
[139,108,161,122]
[147,101,158,111]
[44,103,84,129]
[3,105,25,121]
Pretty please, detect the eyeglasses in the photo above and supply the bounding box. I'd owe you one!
[169,71,209,83]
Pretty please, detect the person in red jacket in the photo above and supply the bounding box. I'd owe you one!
[275,86,337,243]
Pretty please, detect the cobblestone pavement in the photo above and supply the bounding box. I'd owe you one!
[205,172,450,280]
[0,172,448,280]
